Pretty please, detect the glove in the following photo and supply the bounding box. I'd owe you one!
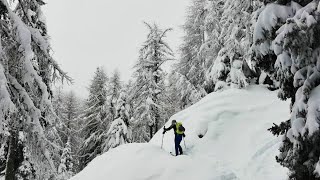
[183,134,186,137]
[163,127,166,134]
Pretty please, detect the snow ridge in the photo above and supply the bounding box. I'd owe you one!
[71,86,290,180]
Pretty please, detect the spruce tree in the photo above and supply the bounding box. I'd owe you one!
[57,139,73,180]
[131,22,174,141]
[253,1,320,179]
[108,70,122,121]
[177,0,208,92]
[115,90,131,126]
[102,71,133,152]
[103,118,130,152]
[53,89,82,173]
[0,0,69,178]
[167,71,205,109]
[78,67,109,170]
[206,0,256,91]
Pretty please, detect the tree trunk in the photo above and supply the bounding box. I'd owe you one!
[153,73,160,137]
[5,129,18,180]
[110,101,115,121]
[155,108,159,133]
[149,125,153,140]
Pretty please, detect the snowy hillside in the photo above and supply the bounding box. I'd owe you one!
[70,86,290,180]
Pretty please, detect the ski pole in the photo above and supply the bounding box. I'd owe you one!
[183,137,187,149]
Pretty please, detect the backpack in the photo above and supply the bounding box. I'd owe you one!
[176,122,185,135]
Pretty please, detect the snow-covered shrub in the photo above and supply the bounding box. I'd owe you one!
[57,140,73,180]
[103,118,130,151]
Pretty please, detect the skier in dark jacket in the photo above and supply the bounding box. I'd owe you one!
[163,120,185,156]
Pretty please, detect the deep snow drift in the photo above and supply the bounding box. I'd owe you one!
[71,86,290,180]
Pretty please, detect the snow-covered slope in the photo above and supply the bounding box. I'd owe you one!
[71,86,290,180]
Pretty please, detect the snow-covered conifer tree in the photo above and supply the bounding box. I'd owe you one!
[0,0,69,178]
[53,87,65,122]
[103,118,129,152]
[167,71,205,109]
[115,90,131,126]
[57,139,73,180]
[206,0,256,91]
[176,0,258,93]
[102,71,133,151]
[108,70,122,121]
[63,91,79,129]
[253,1,320,179]
[78,67,109,170]
[131,22,174,141]
[176,0,208,92]
[53,90,82,173]
[16,140,35,180]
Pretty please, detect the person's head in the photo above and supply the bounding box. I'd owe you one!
[171,120,177,125]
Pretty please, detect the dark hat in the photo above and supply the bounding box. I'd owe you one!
[171,120,177,124]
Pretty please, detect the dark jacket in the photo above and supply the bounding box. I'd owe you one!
[164,124,185,136]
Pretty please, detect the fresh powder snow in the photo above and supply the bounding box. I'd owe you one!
[70,85,290,180]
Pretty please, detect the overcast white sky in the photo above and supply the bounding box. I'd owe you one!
[43,0,191,98]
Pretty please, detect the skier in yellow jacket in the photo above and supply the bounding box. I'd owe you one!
[163,120,186,156]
